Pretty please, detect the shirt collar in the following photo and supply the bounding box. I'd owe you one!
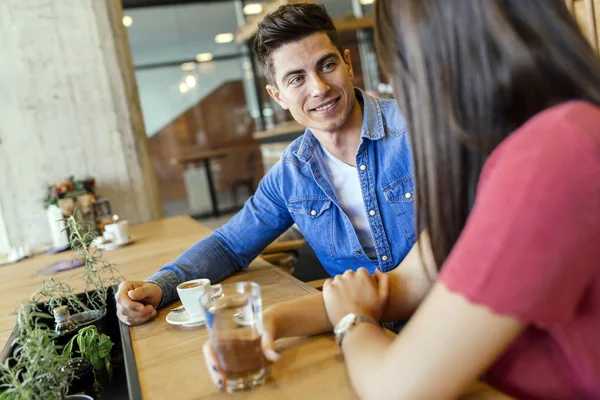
[294,88,385,163]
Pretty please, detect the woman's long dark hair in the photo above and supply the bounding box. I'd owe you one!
[375,0,600,267]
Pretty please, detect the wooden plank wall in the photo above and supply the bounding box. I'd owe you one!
[0,0,162,250]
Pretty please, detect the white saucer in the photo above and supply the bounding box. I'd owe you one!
[166,309,207,327]
[93,236,135,251]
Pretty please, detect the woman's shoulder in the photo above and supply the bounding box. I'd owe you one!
[481,101,600,185]
[501,101,599,153]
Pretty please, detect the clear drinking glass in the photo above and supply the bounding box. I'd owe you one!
[201,282,265,392]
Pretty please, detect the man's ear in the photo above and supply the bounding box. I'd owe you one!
[266,84,288,110]
[343,49,354,80]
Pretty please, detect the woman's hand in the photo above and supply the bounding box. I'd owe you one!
[323,268,390,326]
[202,310,280,390]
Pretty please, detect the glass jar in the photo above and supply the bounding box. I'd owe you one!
[53,305,77,336]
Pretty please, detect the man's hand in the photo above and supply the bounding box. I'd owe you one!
[202,310,280,390]
[323,268,390,326]
[115,281,162,326]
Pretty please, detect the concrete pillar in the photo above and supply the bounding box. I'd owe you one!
[0,0,162,250]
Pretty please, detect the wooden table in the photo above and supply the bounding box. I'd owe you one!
[0,216,512,399]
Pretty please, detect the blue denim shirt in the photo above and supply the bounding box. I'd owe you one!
[148,89,416,307]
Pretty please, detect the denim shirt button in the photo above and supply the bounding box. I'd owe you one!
[369,210,376,216]
[359,164,367,171]
[355,250,362,255]
[310,210,317,216]
[381,255,389,261]
[405,192,412,199]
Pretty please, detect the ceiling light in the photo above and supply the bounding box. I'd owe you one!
[122,15,133,27]
[180,62,196,71]
[196,53,213,62]
[359,0,374,4]
[185,74,197,89]
[243,3,263,15]
[179,82,189,94]
[215,33,234,44]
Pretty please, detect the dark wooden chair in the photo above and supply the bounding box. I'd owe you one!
[230,149,260,207]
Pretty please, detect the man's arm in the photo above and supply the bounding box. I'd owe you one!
[145,234,248,309]
[381,231,437,321]
[116,162,295,324]
[149,161,295,308]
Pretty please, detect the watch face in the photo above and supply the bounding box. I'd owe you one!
[335,313,357,336]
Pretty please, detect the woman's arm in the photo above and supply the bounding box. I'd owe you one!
[265,292,332,339]
[336,281,524,400]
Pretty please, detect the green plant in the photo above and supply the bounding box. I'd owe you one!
[62,325,114,397]
[0,303,71,400]
[43,176,91,210]
[31,213,123,315]
[67,215,123,311]
[1,212,124,399]
[31,278,90,315]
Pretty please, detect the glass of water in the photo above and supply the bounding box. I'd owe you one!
[201,282,265,392]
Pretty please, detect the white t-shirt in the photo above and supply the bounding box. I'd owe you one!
[321,145,376,258]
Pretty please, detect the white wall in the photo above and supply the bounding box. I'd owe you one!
[136,60,245,136]
[0,0,161,249]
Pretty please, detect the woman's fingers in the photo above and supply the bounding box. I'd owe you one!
[203,340,226,391]
[261,329,281,362]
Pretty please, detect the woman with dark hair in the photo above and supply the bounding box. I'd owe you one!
[318,0,600,398]
[204,1,600,398]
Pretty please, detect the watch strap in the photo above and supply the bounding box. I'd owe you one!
[335,314,379,348]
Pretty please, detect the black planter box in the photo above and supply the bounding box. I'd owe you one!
[0,286,142,400]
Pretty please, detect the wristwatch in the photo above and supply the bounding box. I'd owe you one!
[334,313,379,348]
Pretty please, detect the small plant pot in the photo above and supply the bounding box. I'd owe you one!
[65,395,94,400]
[72,308,108,334]
[54,308,107,348]
[62,357,95,396]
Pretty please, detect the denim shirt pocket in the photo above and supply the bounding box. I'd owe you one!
[288,197,335,258]
[383,176,417,244]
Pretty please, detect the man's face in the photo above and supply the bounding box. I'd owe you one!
[266,32,356,135]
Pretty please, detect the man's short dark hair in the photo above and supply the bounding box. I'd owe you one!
[253,3,342,85]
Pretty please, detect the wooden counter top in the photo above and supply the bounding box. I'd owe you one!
[251,120,305,141]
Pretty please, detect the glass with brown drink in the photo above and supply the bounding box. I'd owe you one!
[201,282,265,392]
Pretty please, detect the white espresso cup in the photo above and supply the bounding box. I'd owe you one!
[103,220,129,244]
[176,279,223,318]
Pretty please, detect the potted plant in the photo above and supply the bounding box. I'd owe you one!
[62,326,114,397]
[0,303,102,400]
[0,303,71,399]
[0,213,124,399]
[31,215,123,333]
[43,176,95,211]
[43,177,98,241]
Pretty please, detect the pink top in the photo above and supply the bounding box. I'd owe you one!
[439,101,600,400]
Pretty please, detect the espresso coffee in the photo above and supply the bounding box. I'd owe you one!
[213,336,263,376]
[179,282,202,289]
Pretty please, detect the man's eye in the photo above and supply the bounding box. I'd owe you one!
[290,76,303,85]
[323,63,336,71]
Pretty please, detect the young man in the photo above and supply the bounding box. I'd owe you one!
[116,3,428,327]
